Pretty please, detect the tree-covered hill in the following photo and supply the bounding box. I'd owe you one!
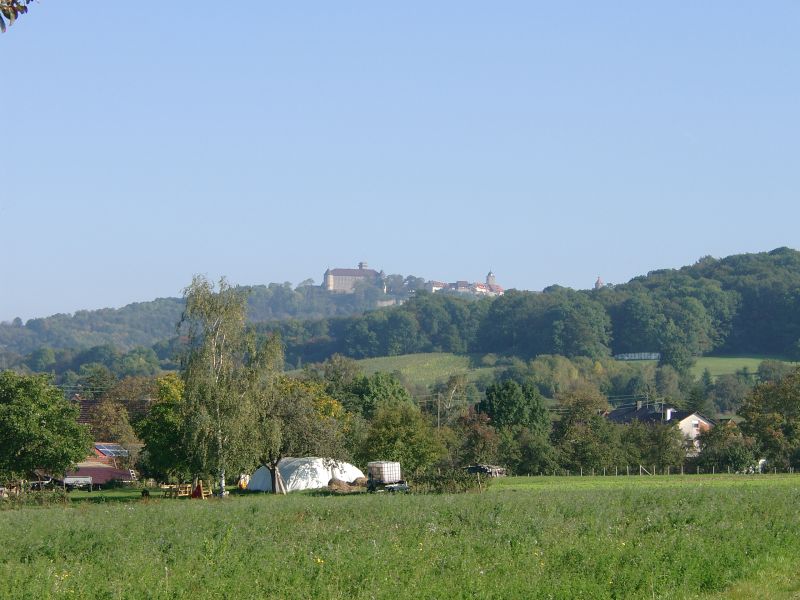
[270,248,800,370]
[3,249,800,373]
[0,279,412,358]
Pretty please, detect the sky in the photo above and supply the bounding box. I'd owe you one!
[1,3,799,322]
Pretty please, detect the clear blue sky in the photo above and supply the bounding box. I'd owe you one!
[2,3,799,322]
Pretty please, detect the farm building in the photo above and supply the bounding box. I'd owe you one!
[63,443,136,486]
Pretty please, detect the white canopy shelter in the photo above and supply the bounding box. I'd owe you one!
[247,457,364,493]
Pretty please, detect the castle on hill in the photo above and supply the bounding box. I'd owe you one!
[322,263,504,298]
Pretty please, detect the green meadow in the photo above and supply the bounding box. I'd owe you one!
[353,352,797,388]
[2,475,800,599]
[356,352,496,388]
[692,356,797,378]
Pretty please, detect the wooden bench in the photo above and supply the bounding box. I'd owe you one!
[162,482,213,499]
[163,483,192,499]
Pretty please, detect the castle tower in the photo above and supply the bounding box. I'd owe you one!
[594,276,604,290]
[486,270,496,287]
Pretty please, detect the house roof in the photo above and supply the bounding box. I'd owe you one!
[64,464,132,484]
[606,404,715,426]
[673,411,716,426]
[607,404,665,424]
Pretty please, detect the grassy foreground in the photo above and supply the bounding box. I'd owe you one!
[2,476,800,599]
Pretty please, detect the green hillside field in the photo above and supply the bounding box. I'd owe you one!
[356,352,497,388]
[692,356,798,378]
[353,352,797,389]
[2,475,799,599]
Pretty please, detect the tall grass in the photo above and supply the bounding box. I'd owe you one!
[2,475,799,598]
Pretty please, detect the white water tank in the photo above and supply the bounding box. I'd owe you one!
[367,461,402,484]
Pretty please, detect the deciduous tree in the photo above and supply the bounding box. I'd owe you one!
[738,368,800,468]
[357,403,443,476]
[179,276,256,494]
[0,372,91,480]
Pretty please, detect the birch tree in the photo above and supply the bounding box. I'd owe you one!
[179,276,256,495]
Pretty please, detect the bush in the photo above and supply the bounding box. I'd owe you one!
[0,488,69,510]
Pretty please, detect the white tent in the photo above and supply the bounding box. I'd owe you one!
[247,457,364,493]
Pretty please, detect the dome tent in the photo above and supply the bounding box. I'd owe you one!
[247,457,364,493]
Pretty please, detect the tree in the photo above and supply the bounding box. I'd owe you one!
[0,372,92,480]
[66,363,117,401]
[757,360,793,384]
[136,374,190,481]
[710,373,752,413]
[89,399,138,446]
[320,354,363,401]
[643,422,686,470]
[116,347,161,378]
[27,347,56,372]
[498,426,557,475]
[0,0,32,33]
[697,425,757,472]
[654,366,681,402]
[357,403,443,476]
[738,368,800,468]
[179,276,256,494]
[430,374,473,429]
[456,411,501,466]
[345,371,413,419]
[551,385,619,471]
[254,375,347,493]
[478,379,548,432]
[99,375,158,423]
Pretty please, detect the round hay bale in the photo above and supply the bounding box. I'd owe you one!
[327,478,351,493]
[350,477,368,487]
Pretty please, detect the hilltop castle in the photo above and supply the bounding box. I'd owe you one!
[322,262,381,293]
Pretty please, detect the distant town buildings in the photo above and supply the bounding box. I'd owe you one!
[426,271,504,297]
[323,262,382,293]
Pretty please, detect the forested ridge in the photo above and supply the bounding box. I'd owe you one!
[0,281,404,359]
[3,248,800,374]
[270,247,800,369]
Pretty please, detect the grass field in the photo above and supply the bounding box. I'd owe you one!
[353,352,797,388]
[2,475,800,599]
[692,356,797,378]
[357,353,497,388]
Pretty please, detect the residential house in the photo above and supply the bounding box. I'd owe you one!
[606,402,715,455]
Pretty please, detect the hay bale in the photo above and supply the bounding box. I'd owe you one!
[327,478,351,493]
[350,477,368,487]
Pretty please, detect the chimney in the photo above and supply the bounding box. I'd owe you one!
[665,407,674,421]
